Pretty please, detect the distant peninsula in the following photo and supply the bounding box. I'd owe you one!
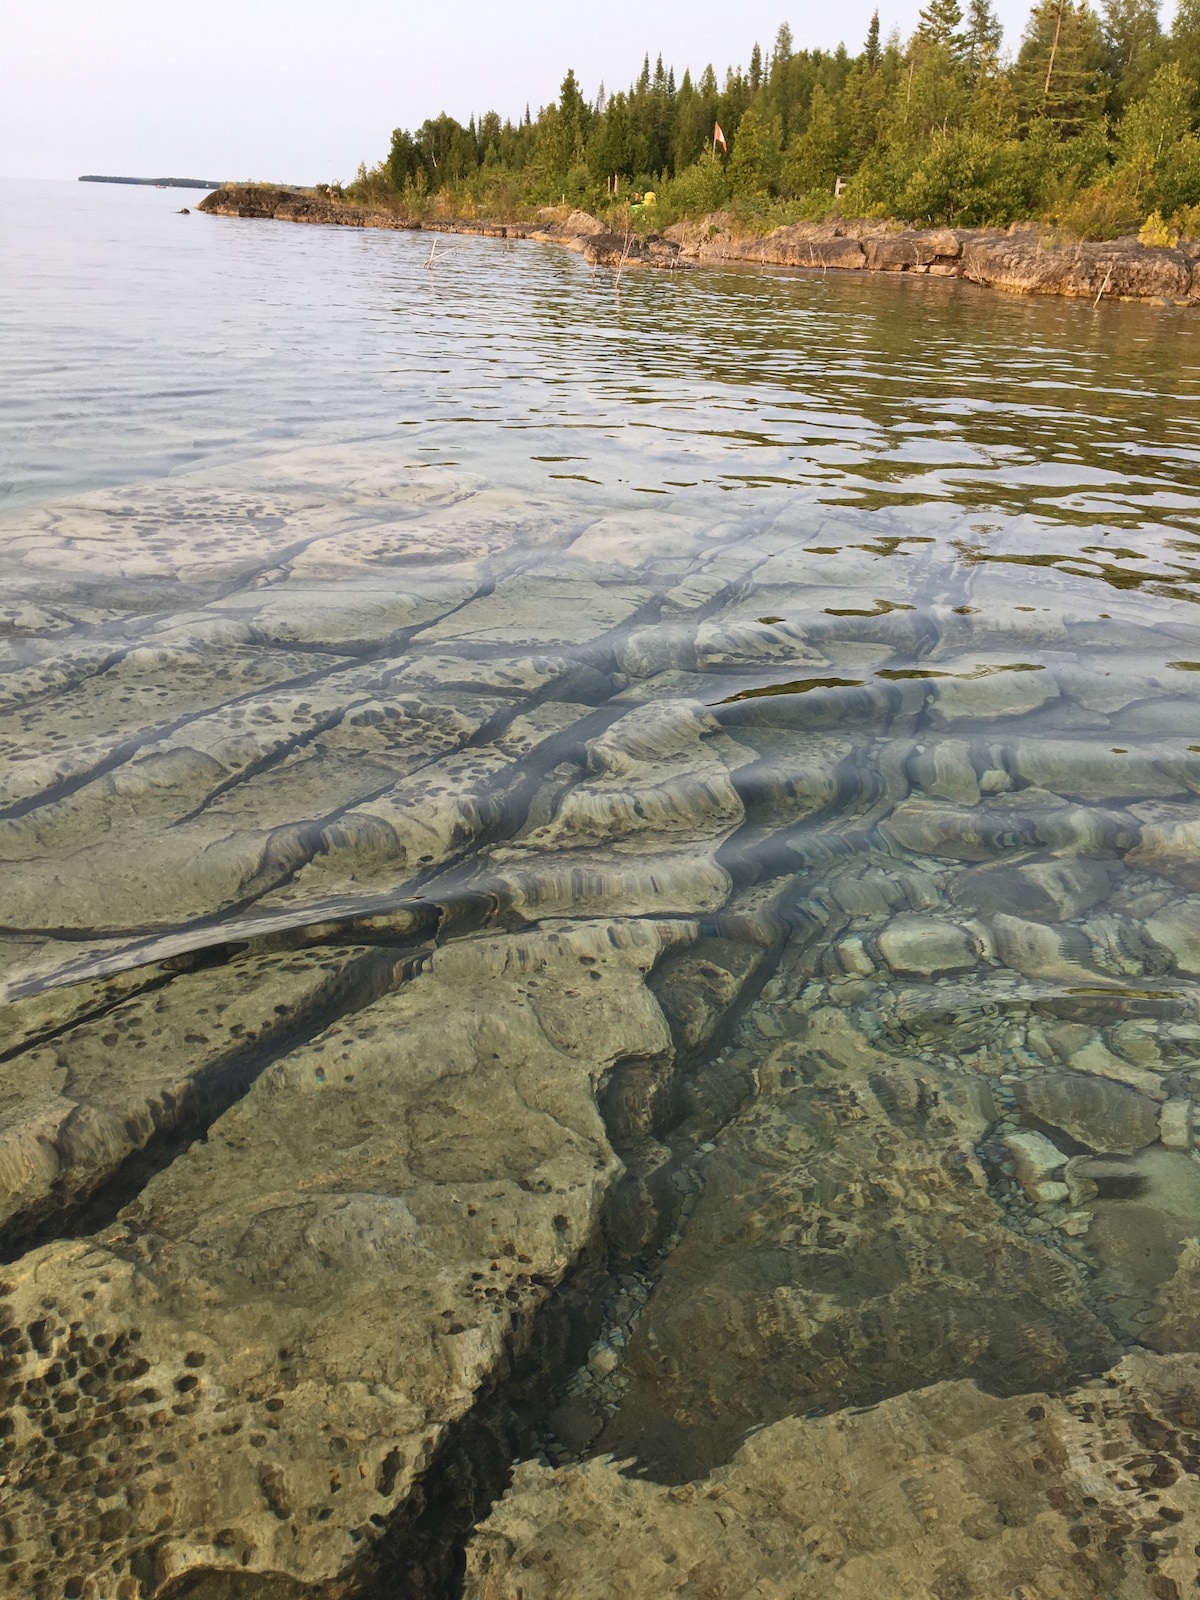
[78,175,223,190]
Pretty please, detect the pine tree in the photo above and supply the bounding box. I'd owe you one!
[1174,0,1200,83]
[864,10,882,69]
[1012,0,1106,132]
[750,43,763,94]
[964,0,1004,76]
[917,0,967,56]
[1101,0,1163,100]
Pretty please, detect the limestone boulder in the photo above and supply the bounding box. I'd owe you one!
[951,857,1111,922]
[1015,1072,1161,1155]
[877,915,978,978]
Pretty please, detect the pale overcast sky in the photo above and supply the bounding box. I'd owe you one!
[0,0,1178,183]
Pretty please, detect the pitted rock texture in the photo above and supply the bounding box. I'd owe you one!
[0,921,679,1598]
[0,942,400,1242]
[5,447,1200,1595]
[465,1354,1200,1600]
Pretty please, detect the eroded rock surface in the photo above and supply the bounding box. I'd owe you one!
[466,1353,1200,1600]
[0,921,679,1597]
[5,443,1200,1596]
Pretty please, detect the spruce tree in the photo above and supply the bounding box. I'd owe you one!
[1012,0,1106,132]
[750,43,763,94]
[1175,0,1200,84]
[917,0,967,57]
[864,10,882,69]
[964,0,1003,76]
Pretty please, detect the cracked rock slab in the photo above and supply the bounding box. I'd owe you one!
[465,1354,1200,1600]
[0,920,680,1598]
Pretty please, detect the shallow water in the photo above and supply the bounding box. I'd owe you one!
[4,179,1200,1596]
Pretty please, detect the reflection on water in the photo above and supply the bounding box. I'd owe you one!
[3,180,1200,1596]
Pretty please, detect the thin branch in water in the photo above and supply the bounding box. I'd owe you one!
[614,229,635,289]
[424,237,462,271]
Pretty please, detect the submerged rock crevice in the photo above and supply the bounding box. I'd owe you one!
[5,377,1200,1593]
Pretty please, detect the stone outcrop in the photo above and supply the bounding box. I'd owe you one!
[580,231,689,270]
[962,230,1199,301]
[198,184,424,231]
[197,188,1200,301]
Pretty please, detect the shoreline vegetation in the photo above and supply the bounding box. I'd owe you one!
[196,0,1200,305]
[333,4,1200,244]
[198,182,1200,304]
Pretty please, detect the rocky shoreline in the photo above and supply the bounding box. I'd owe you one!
[198,183,1200,305]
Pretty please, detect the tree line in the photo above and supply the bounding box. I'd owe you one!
[342,1,1200,237]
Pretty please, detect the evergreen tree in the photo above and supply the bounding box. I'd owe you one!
[371,9,1200,233]
[727,104,782,194]
[1101,0,1161,84]
[589,90,635,183]
[556,68,588,175]
[1100,0,1164,100]
[964,0,1004,78]
[1012,0,1106,133]
[918,0,967,57]
[839,58,887,164]
[864,10,882,69]
[784,82,842,190]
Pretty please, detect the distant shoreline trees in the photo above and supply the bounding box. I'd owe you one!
[343,1,1200,237]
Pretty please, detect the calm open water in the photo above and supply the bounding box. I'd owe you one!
[5,177,1200,1595]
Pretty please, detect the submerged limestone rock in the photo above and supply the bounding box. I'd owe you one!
[581,1005,1119,1481]
[877,914,978,978]
[1015,1071,1161,1155]
[466,1353,1200,1600]
[7,437,1200,1594]
[0,921,680,1598]
[0,943,401,1241]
